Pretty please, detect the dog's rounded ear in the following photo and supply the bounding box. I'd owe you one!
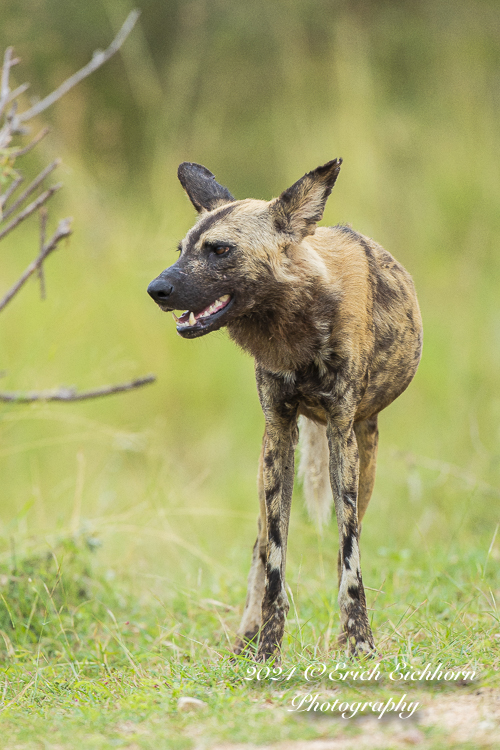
[270,159,342,239]
[178,162,235,213]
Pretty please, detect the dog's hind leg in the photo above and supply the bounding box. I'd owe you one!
[354,416,379,525]
[336,416,378,647]
[327,416,375,656]
[234,437,267,653]
[336,415,379,587]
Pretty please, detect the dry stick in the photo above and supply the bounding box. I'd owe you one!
[0,182,62,242]
[0,96,24,149]
[0,217,71,313]
[2,159,60,221]
[0,174,23,210]
[1,99,24,145]
[38,207,47,299]
[7,82,29,104]
[12,126,50,157]
[0,13,156,403]
[18,10,140,124]
[0,47,15,119]
[0,48,13,95]
[0,376,156,403]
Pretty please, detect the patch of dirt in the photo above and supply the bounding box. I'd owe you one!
[114,721,151,737]
[210,688,500,749]
[210,730,423,750]
[420,687,500,744]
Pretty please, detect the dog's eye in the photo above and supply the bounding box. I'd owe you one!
[214,246,231,255]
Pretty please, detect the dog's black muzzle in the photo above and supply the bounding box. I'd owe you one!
[147,263,235,339]
[147,264,195,311]
[147,274,174,307]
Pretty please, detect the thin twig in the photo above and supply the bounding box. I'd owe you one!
[0,174,23,210]
[38,207,47,299]
[2,159,60,221]
[11,127,49,157]
[0,217,71,313]
[3,99,25,141]
[0,15,151,406]
[7,82,29,103]
[18,10,140,124]
[0,47,18,119]
[0,48,13,102]
[0,182,62,242]
[0,375,156,403]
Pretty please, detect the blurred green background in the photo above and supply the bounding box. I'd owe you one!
[0,0,499,607]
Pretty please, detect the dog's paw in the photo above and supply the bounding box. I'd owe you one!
[347,635,377,659]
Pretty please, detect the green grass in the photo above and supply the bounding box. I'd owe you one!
[0,530,497,748]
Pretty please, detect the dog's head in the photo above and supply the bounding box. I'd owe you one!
[147,159,342,339]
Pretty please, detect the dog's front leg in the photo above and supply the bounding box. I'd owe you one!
[255,372,298,662]
[234,438,267,654]
[257,422,296,661]
[326,416,375,656]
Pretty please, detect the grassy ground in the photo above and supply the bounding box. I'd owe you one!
[1,1,500,746]
[0,528,498,749]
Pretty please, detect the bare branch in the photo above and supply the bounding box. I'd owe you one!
[38,207,47,299]
[18,10,140,124]
[7,82,29,103]
[3,99,27,139]
[0,174,23,211]
[0,15,156,405]
[0,182,62,242]
[0,48,13,114]
[12,126,49,157]
[0,47,18,119]
[0,48,13,93]
[2,159,60,221]
[0,217,71,313]
[0,375,156,403]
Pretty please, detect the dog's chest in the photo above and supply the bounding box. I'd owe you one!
[275,358,338,418]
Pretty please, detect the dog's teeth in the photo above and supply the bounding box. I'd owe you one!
[172,312,179,322]
[185,296,230,326]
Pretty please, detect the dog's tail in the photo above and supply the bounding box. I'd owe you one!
[298,416,333,527]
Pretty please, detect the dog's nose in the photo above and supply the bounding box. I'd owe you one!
[147,277,174,303]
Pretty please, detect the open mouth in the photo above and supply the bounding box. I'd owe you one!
[173,294,233,338]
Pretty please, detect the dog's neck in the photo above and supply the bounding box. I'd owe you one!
[227,278,337,374]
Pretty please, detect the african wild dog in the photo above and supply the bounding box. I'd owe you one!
[147,160,422,660]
